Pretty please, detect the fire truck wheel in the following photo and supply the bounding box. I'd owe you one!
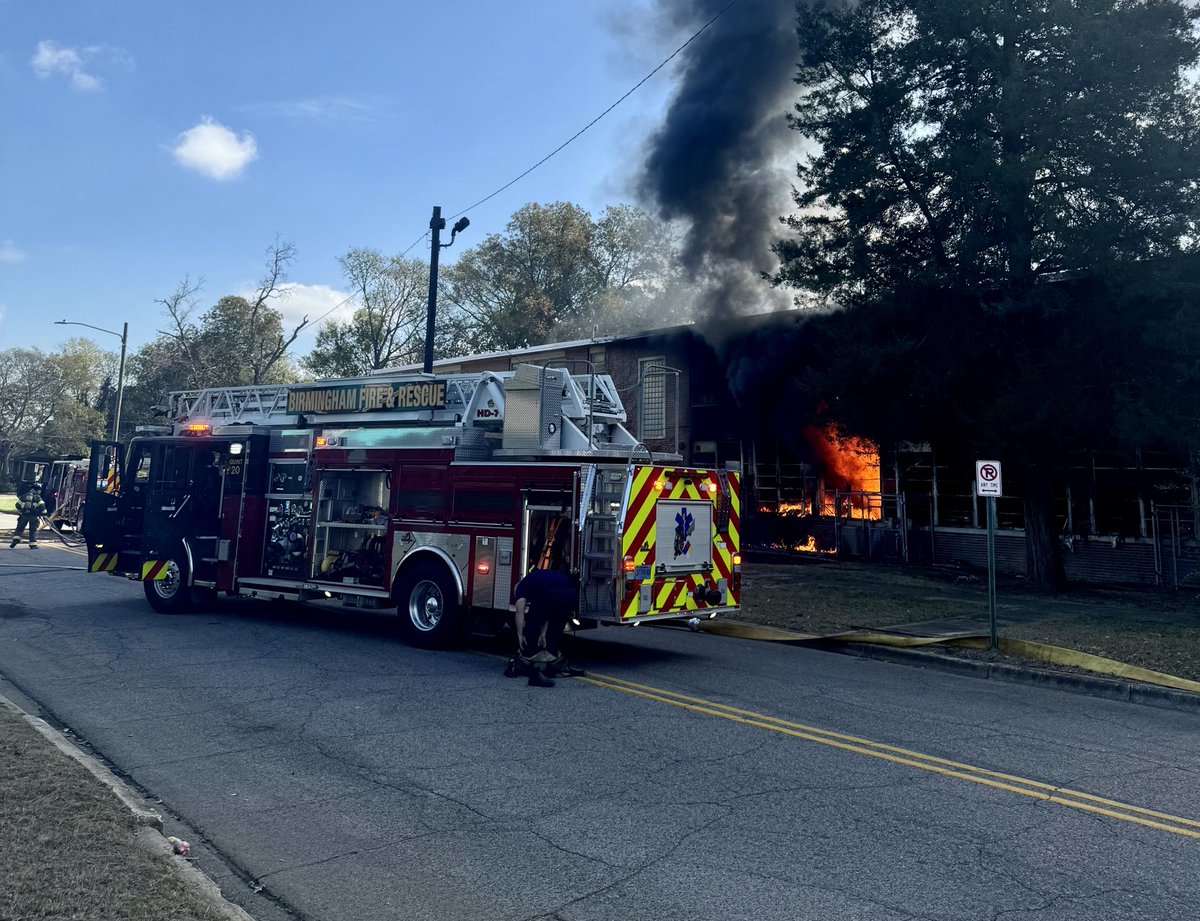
[143,554,194,615]
[395,562,465,648]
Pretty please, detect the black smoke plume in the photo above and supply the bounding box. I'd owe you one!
[639,0,800,320]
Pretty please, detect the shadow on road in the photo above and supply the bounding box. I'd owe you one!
[64,592,705,671]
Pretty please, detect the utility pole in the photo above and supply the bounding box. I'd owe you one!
[423,205,470,374]
[424,206,445,374]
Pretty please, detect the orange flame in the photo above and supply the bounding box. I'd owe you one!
[805,423,882,520]
[763,538,836,554]
[795,536,836,555]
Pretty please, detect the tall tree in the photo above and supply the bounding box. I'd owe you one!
[305,250,429,377]
[155,239,307,388]
[777,0,1200,302]
[0,344,112,478]
[442,202,684,352]
[773,0,1200,585]
[238,238,308,384]
[199,294,299,386]
[0,349,63,477]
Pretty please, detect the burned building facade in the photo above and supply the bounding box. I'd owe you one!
[408,316,1200,588]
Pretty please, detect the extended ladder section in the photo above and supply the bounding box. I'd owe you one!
[160,364,650,459]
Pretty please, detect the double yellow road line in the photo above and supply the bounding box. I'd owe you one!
[583,672,1200,841]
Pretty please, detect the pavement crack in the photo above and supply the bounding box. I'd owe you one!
[255,838,430,883]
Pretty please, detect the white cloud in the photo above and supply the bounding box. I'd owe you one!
[0,241,26,264]
[172,117,258,181]
[239,283,352,337]
[241,96,377,124]
[31,40,130,91]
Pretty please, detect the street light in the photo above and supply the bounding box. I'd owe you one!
[55,319,128,443]
[424,206,470,374]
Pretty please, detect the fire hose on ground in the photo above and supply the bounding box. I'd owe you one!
[1,515,87,554]
[689,619,1200,696]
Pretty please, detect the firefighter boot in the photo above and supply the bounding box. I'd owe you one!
[28,542,38,550]
[504,656,530,678]
[527,667,556,688]
[9,538,18,549]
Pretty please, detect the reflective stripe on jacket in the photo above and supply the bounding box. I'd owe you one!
[15,494,46,517]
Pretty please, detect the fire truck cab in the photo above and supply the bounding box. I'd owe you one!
[83,364,742,646]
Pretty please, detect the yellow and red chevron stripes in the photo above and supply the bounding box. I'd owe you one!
[141,560,170,581]
[619,466,742,620]
[89,553,119,573]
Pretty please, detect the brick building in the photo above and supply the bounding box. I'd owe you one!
[395,318,1199,588]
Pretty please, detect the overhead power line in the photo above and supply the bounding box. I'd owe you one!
[399,0,739,256]
[309,292,358,326]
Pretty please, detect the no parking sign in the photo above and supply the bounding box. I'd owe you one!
[975,460,1003,650]
[976,460,1003,497]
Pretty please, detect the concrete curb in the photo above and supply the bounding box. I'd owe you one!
[0,693,164,828]
[827,641,1200,714]
[0,691,257,921]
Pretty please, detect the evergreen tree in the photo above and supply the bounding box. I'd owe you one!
[774,0,1200,585]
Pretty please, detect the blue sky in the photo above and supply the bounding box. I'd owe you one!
[1,0,688,356]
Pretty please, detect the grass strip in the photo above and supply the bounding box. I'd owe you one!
[0,704,229,921]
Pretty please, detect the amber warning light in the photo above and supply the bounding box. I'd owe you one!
[182,423,211,436]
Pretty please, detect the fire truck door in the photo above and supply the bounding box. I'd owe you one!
[83,441,133,574]
[143,443,226,587]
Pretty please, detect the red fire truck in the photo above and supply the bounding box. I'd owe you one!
[82,364,742,646]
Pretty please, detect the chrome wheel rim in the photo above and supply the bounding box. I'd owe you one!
[408,579,443,631]
[152,560,182,599]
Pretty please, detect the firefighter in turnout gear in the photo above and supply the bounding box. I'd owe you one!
[11,482,46,549]
[505,535,587,687]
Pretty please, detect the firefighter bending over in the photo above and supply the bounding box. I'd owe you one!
[11,482,47,549]
[506,546,587,687]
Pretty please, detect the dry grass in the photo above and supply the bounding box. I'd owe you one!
[0,708,227,921]
[739,555,1200,680]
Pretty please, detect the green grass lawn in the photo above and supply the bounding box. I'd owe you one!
[0,495,16,514]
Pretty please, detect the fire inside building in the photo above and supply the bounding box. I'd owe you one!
[414,314,1199,589]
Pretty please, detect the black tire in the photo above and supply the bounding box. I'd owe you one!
[394,561,466,648]
[143,551,194,615]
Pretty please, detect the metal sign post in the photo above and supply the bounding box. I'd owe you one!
[975,461,1003,651]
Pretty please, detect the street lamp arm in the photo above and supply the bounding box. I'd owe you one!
[54,318,129,443]
[55,319,124,340]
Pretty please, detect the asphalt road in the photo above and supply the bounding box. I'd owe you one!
[1,546,1198,921]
